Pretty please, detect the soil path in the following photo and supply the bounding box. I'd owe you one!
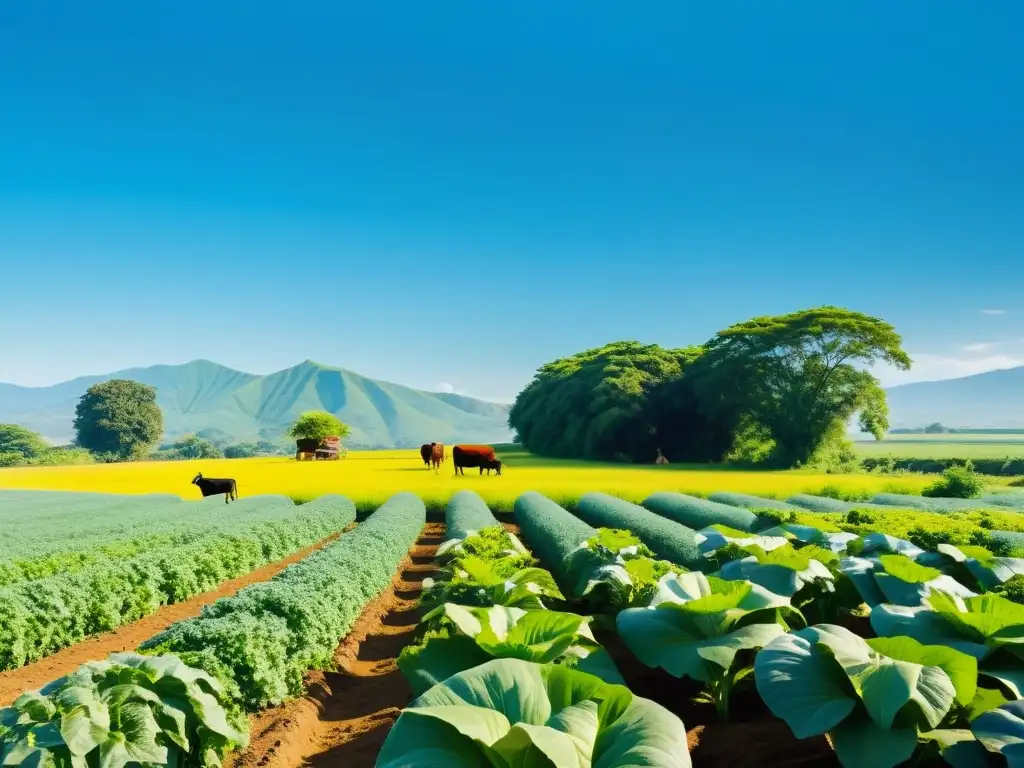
[0,530,347,707]
[229,522,444,768]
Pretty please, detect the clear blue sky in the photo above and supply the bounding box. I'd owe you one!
[1,2,1021,401]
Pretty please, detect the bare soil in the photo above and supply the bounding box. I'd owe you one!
[0,531,346,707]
[228,522,443,768]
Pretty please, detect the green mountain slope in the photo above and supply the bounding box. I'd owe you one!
[0,360,513,448]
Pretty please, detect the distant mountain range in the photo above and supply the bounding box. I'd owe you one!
[884,366,1024,429]
[0,360,514,448]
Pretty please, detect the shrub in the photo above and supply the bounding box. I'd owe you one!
[923,462,985,499]
[642,491,756,532]
[0,453,24,468]
[575,493,701,568]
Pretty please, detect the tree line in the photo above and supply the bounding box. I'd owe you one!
[508,306,912,469]
[0,379,352,467]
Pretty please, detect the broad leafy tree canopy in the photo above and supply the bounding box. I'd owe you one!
[287,411,350,442]
[73,379,164,460]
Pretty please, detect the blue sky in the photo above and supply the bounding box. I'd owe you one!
[1,2,1021,402]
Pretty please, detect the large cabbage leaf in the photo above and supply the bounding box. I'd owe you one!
[755,623,975,768]
[375,658,691,768]
[398,604,623,696]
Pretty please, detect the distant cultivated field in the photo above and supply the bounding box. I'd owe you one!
[0,446,944,510]
[856,433,1024,458]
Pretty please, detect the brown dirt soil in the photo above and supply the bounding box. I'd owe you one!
[0,530,348,707]
[227,522,443,768]
[688,720,837,767]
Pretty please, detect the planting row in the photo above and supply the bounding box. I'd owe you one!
[380,489,691,767]
[0,494,356,671]
[0,492,426,768]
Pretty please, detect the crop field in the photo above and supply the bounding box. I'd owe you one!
[0,446,954,509]
[856,432,1024,459]
[5,477,1024,767]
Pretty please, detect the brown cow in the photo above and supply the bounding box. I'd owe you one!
[431,442,445,473]
[453,444,502,476]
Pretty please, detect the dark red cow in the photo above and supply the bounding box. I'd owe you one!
[452,444,503,476]
[431,442,446,472]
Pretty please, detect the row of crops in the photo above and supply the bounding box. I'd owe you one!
[0,490,426,768]
[5,485,1024,767]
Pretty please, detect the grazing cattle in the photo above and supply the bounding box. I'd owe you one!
[430,442,445,472]
[452,445,503,476]
[191,472,238,503]
[420,443,433,467]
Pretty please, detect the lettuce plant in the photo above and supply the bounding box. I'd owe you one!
[376,658,691,768]
[0,653,246,768]
[755,624,977,768]
[693,524,791,557]
[562,529,684,613]
[398,603,623,695]
[436,526,531,566]
[616,572,802,719]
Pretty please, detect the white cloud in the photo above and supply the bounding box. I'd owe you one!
[436,382,456,393]
[875,352,1024,387]
[963,342,997,353]
[981,309,1007,315]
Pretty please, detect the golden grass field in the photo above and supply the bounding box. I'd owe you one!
[0,446,943,511]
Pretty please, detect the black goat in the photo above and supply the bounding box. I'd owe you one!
[191,472,238,503]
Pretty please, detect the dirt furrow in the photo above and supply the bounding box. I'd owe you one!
[0,530,347,707]
[230,522,444,768]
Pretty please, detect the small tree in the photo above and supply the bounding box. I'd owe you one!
[287,411,350,443]
[923,462,985,499]
[924,422,947,434]
[166,434,223,460]
[73,379,164,460]
[0,424,49,459]
[224,442,259,459]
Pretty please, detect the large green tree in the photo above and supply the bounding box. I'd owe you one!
[0,424,49,459]
[508,341,737,463]
[287,411,350,442]
[73,379,164,460]
[690,306,911,466]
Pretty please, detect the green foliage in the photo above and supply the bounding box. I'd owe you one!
[73,379,164,460]
[871,492,990,512]
[709,491,800,512]
[690,306,911,467]
[0,424,48,459]
[923,462,985,499]
[994,574,1024,605]
[508,340,737,463]
[223,442,259,459]
[642,491,756,532]
[377,658,691,768]
[141,493,424,710]
[444,490,499,540]
[0,453,24,468]
[30,447,95,466]
[156,434,225,460]
[513,492,596,580]
[574,492,701,568]
[618,572,802,719]
[0,495,356,672]
[0,653,246,768]
[286,411,350,442]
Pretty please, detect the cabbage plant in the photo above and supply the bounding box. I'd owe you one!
[840,554,976,608]
[935,543,1024,591]
[755,624,977,768]
[436,526,531,564]
[562,529,684,613]
[0,652,246,768]
[398,603,624,696]
[421,555,564,612]
[693,524,790,556]
[616,572,802,719]
[872,591,1024,698]
[376,658,691,768]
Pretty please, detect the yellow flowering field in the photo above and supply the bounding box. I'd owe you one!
[0,446,936,511]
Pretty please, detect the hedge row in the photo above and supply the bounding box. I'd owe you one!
[786,494,895,514]
[870,493,997,513]
[141,492,425,710]
[445,490,499,540]
[642,491,757,532]
[514,492,595,580]
[575,493,701,568]
[707,491,800,512]
[862,457,1024,476]
[0,495,356,671]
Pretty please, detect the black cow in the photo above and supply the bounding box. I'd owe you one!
[192,472,238,503]
[420,443,433,467]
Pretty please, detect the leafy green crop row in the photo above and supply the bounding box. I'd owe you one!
[445,489,501,540]
[708,491,801,511]
[871,493,1000,513]
[141,492,425,710]
[575,492,702,568]
[642,490,757,532]
[786,493,895,514]
[513,491,595,580]
[0,494,356,671]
